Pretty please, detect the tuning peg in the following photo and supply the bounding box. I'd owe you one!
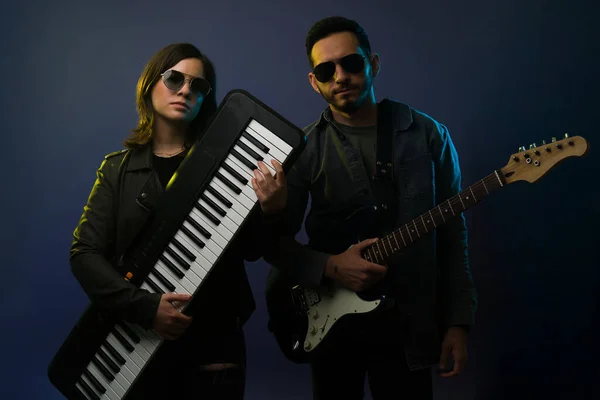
[564,133,570,138]
[551,137,557,143]
[529,143,537,149]
[518,146,526,152]
[541,140,547,145]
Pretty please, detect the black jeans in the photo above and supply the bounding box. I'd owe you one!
[310,309,433,400]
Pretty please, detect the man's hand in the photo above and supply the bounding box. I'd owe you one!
[324,238,387,292]
[438,326,469,378]
[153,293,193,340]
[251,160,287,215]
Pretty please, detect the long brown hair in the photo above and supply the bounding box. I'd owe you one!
[124,43,217,149]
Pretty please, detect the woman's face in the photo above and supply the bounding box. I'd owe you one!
[151,57,207,124]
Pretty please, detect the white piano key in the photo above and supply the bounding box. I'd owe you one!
[75,382,93,400]
[172,232,212,273]
[218,165,259,204]
[164,245,204,288]
[210,178,254,211]
[189,208,234,245]
[125,322,162,346]
[100,343,136,386]
[154,260,196,295]
[79,373,101,400]
[105,333,143,374]
[204,190,244,226]
[239,136,281,172]
[181,219,223,259]
[197,197,239,234]
[247,119,293,155]
[86,363,122,400]
[113,325,151,362]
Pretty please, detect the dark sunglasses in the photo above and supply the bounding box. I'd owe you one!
[160,69,212,97]
[313,53,367,83]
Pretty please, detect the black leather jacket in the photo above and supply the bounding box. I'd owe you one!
[70,144,274,335]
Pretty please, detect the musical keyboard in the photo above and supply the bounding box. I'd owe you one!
[48,90,306,400]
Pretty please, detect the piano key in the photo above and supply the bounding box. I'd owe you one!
[196,197,238,234]
[149,269,177,294]
[102,341,126,366]
[218,167,259,204]
[185,215,211,239]
[111,327,135,353]
[77,376,101,400]
[210,178,254,210]
[204,190,244,226]
[236,140,263,162]
[230,148,256,171]
[119,326,159,360]
[116,322,140,345]
[226,155,263,189]
[124,322,161,346]
[216,171,242,195]
[154,261,195,295]
[106,334,143,373]
[206,185,232,208]
[179,224,205,249]
[195,201,222,226]
[101,343,136,387]
[175,229,216,266]
[239,136,281,173]
[200,193,226,217]
[164,247,190,271]
[160,251,203,289]
[240,132,285,164]
[182,219,224,259]
[221,162,248,186]
[170,237,196,261]
[75,381,93,400]
[144,276,164,294]
[241,130,269,153]
[160,252,186,277]
[86,364,122,400]
[248,119,293,155]
[189,208,233,245]
[97,347,120,374]
[82,368,106,395]
[91,356,115,381]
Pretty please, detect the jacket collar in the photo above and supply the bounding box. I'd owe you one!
[314,98,414,133]
[126,144,153,172]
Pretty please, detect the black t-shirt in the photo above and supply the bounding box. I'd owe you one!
[153,153,186,188]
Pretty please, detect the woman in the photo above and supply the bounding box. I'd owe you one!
[70,42,286,398]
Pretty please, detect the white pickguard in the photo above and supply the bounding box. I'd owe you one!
[301,284,383,352]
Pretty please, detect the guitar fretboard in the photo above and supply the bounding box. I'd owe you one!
[363,170,506,265]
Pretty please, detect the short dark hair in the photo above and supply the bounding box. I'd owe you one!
[125,43,218,149]
[305,16,371,68]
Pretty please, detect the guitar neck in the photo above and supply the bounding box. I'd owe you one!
[364,170,506,264]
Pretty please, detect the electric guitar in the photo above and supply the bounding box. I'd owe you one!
[265,135,589,364]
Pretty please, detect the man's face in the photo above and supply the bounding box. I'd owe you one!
[308,31,376,114]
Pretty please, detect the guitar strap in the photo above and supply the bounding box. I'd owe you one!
[371,99,398,236]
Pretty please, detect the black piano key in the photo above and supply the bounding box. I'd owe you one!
[180,225,205,248]
[242,130,269,153]
[112,328,135,353]
[97,347,120,374]
[196,202,221,226]
[77,377,101,400]
[200,193,226,217]
[145,277,164,294]
[206,186,232,208]
[160,254,186,278]
[163,248,190,272]
[237,141,263,161]
[117,322,141,344]
[216,172,242,195]
[82,369,106,394]
[150,269,176,293]
[171,237,196,261]
[186,215,212,239]
[103,341,126,366]
[221,163,248,185]
[230,149,256,171]
[92,356,115,382]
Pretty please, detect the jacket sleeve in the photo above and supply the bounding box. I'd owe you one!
[70,157,161,329]
[262,149,332,287]
[429,122,478,329]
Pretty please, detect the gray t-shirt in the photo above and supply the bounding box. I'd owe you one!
[333,122,378,180]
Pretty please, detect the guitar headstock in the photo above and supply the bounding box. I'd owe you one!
[501,134,589,184]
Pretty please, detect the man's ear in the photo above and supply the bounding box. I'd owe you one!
[370,53,381,78]
[308,72,321,94]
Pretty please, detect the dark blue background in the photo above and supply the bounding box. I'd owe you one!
[2,0,598,399]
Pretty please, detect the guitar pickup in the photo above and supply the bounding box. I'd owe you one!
[291,285,309,314]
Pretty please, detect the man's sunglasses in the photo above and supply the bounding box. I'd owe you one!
[313,53,367,83]
[160,69,212,97]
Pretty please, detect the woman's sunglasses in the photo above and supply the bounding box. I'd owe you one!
[313,53,367,83]
[160,69,212,97]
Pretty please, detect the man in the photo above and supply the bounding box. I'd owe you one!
[264,16,477,399]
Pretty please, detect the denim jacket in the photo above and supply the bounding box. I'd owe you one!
[265,98,478,368]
